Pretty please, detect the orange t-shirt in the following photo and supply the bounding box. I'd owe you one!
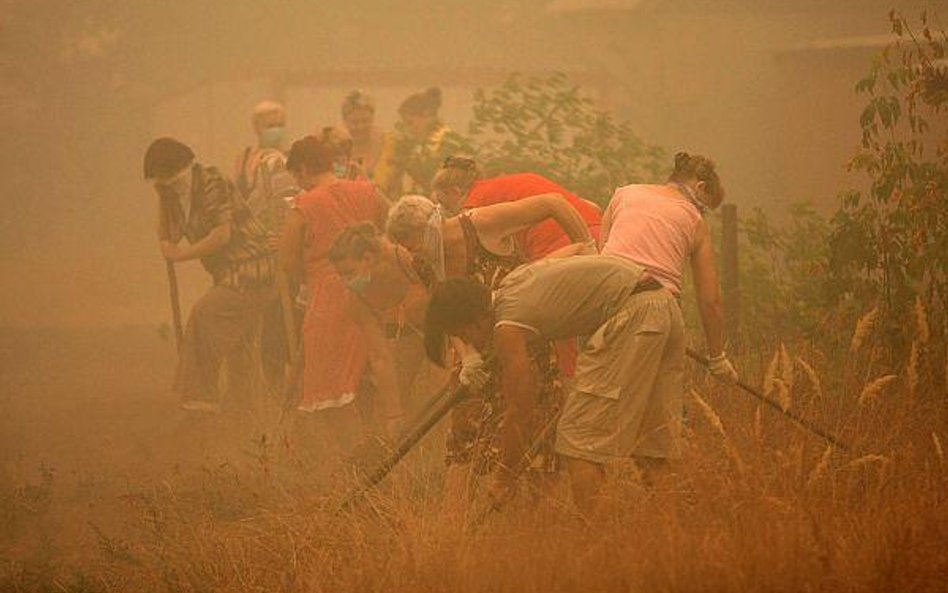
[463,173,602,259]
[463,173,602,377]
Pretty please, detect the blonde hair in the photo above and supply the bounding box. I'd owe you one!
[318,126,353,160]
[329,222,382,264]
[251,100,286,131]
[399,87,442,118]
[386,195,436,243]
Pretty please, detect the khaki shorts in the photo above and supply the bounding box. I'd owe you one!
[555,289,684,463]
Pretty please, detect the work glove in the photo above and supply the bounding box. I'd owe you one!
[459,351,491,392]
[707,352,739,384]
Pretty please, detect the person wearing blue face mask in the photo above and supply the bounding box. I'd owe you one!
[234,101,299,241]
[279,135,401,449]
[328,223,430,426]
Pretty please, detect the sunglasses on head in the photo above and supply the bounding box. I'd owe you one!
[442,156,477,171]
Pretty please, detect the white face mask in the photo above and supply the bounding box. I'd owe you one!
[421,205,446,282]
[168,166,193,200]
[156,163,194,202]
[672,182,708,215]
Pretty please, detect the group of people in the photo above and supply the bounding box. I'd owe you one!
[143,87,739,510]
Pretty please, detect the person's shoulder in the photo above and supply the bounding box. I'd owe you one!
[473,172,551,201]
[336,178,377,194]
[200,163,222,178]
[613,182,648,195]
[257,148,287,168]
[613,183,670,202]
[492,172,555,190]
[295,184,328,206]
[198,165,234,193]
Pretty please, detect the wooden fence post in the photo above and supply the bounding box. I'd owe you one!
[720,204,741,352]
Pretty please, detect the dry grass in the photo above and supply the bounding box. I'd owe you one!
[1,324,947,593]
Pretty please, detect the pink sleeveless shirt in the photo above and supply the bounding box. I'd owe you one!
[601,184,702,296]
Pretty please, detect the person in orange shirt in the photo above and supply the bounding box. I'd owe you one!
[429,156,603,378]
[430,156,603,260]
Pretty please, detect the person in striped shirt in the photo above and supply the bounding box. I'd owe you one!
[145,137,276,413]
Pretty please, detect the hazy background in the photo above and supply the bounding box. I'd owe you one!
[0,0,937,328]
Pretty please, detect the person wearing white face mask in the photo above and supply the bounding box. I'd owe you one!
[581,152,739,498]
[601,151,738,383]
[144,137,277,413]
[384,193,595,507]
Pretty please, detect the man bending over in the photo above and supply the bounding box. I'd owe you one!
[424,254,702,511]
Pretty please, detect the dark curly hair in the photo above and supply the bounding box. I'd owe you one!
[668,152,724,205]
[398,87,442,118]
[286,135,335,174]
[143,137,194,180]
[328,222,382,264]
[424,277,492,366]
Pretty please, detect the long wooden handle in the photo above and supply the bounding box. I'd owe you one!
[276,271,298,366]
[166,261,184,354]
[158,195,185,354]
[336,381,469,512]
[685,348,850,452]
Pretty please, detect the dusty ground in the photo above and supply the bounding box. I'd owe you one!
[0,325,448,586]
[2,326,946,593]
[0,327,291,570]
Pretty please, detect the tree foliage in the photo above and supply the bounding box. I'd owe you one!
[465,73,665,204]
[386,72,666,204]
[828,11,948,315]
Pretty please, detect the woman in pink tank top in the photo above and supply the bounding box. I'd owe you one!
[601,152,738,381]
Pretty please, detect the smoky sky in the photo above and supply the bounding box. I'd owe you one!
[0,0,935,326]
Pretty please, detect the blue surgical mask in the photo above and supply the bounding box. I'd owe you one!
[259,126,286,149]
[347,274,372,294]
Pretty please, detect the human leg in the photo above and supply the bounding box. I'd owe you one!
[174,285,267,408]
[555,292,678,508]
[258,296,288,393]
[563,454,606,514]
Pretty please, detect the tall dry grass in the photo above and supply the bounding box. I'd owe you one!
[2,309,946,593]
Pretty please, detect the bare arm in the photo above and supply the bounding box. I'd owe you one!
[353,301,403,436]
[494,325,539,473]
[473,193,592,246]
[279,209,306,284]
[599,196,617,250]
[691,220,726,357]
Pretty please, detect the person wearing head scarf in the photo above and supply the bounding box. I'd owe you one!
[144,137,276,413]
